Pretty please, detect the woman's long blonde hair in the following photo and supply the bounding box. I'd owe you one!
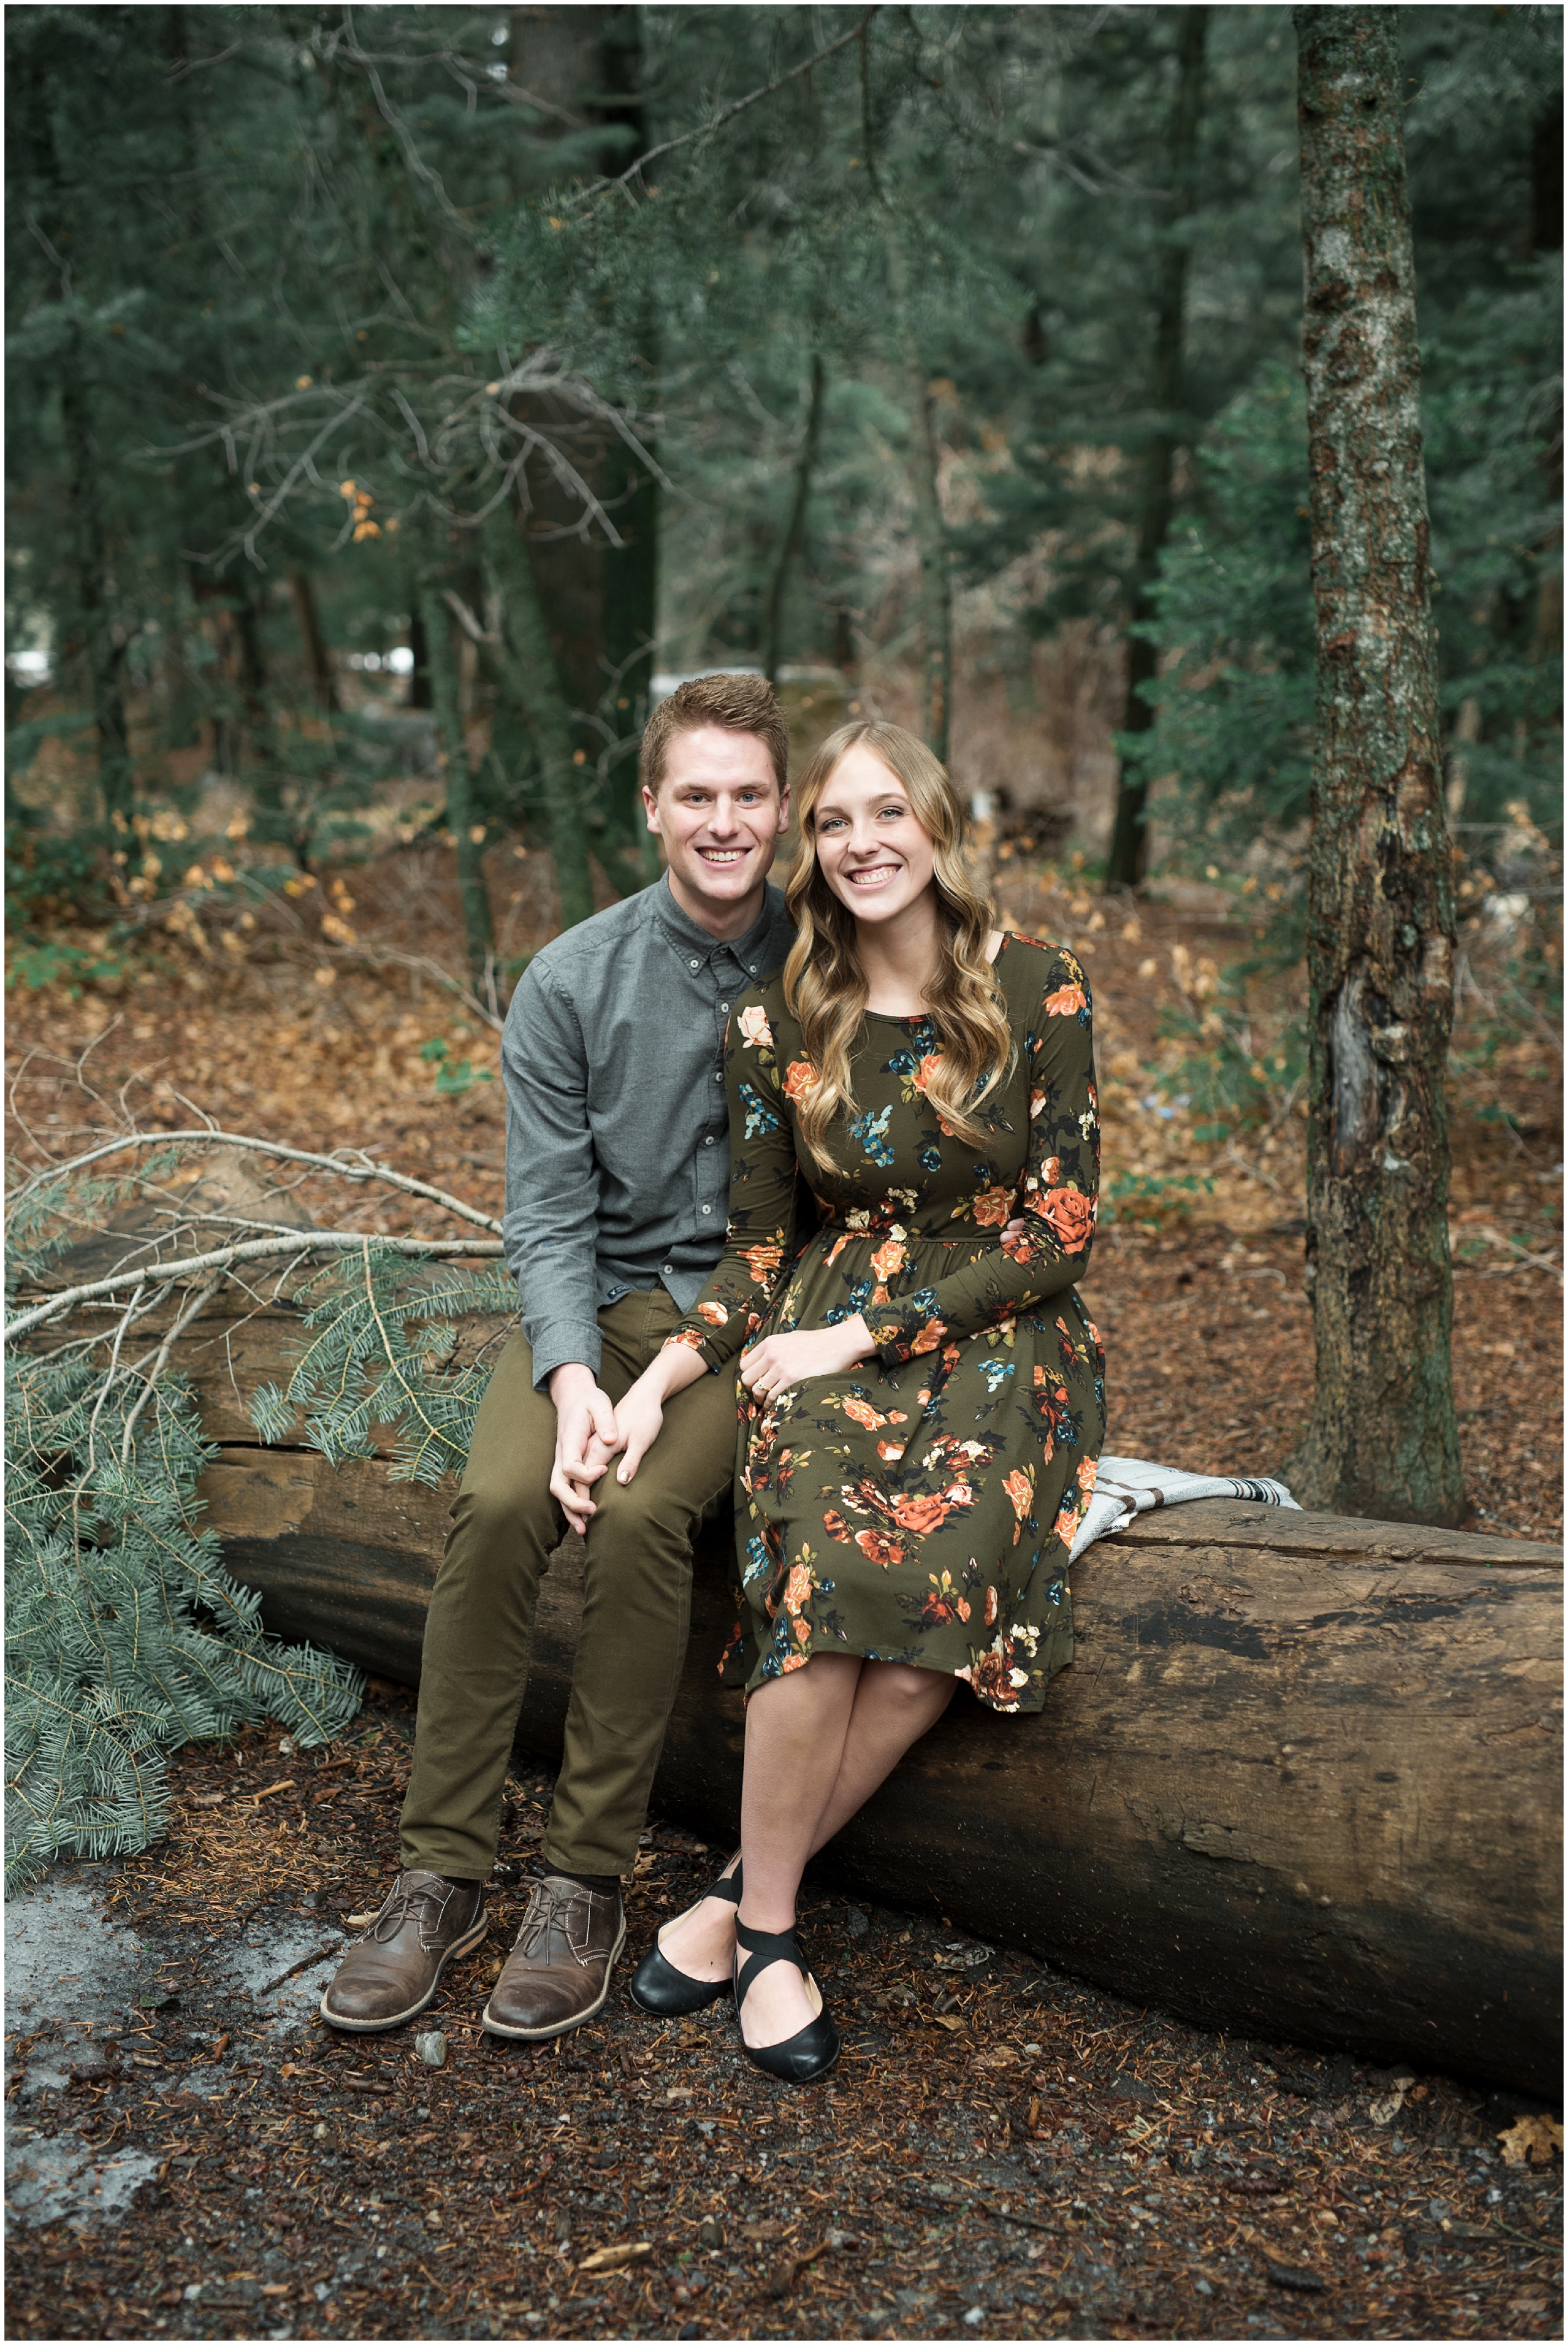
[781,720,1014,1172]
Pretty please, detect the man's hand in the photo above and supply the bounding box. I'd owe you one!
[549,1363,618,1536]
[739,1315,874,1406]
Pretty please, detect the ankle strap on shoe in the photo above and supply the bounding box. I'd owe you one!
[734,1916,808,2006]
[706,1856,743,1908]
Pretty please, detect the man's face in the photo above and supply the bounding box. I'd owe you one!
[643,724,790,930]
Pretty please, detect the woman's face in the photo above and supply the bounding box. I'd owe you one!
[811,743,937,928]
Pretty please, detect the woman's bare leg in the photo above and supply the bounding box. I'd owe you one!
[737,1657,955,2047]
[805,1661,958,1857]
[651,1656,957,2045]
[653,1653,862,1992]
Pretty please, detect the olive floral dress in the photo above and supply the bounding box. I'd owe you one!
[668,933,1105,1714]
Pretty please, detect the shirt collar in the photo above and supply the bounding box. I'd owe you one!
[650,872,785,970]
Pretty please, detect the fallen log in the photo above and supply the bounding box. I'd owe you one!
[197,1392,1563,2098]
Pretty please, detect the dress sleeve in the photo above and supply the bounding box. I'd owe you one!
[865,949,1099,1366]
[666,991,800,1372]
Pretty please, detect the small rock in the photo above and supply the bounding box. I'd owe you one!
[845,1907,870,1937]
[277,1738,296,1758]
[313,2123,329,2141]
[697,2215,724,2248]
[1265,2262,1327,2294]
[415,2031,447,2069]
[963,2308,986,2328]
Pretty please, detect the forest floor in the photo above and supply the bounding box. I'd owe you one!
[5,843,1563,2342]
[3,1714,1564,2344]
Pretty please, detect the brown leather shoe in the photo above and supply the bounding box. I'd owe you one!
[481,1874,625,2041]
[319,1871,488,2033]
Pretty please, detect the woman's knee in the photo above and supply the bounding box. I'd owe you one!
[870,1660,953,1708]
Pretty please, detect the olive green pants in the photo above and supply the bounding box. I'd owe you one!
[398,1289,738,1882]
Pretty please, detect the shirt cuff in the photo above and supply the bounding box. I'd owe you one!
[527,1317,604,1392]
[662,1328,724,1374]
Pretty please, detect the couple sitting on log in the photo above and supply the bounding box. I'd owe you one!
[321,673,1104,2085]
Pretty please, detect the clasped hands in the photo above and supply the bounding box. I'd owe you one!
[547,1316,876,1534]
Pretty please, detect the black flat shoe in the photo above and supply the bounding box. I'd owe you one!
[733,1916,840,2085]
[628,1857,743,2017]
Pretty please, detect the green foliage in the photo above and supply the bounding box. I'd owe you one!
[6,938,126,997]
[416,1038,494,1098]
[250,1250,516,1489]
[1100,1169,1215,1228]
[5,1173,364,1893]
[4,816,118,931]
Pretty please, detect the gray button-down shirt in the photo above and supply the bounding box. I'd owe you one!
[502,873,797,1388]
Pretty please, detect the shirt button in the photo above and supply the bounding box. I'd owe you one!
[713,1071,722,1082]
[719,1001,729,1013]
[689,958,700,969]
[701,1204,712,1215]
[704,1135,715,1146]
[662,1265,674,1277]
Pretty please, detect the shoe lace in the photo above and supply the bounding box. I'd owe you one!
[512,1878,595,1965]
[368,1874,459,1949]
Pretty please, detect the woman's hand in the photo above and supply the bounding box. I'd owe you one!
[610,1341,711,1487]
[740,1315,874,1405]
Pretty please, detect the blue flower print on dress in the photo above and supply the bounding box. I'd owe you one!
[738,1080,783,1139]
[979,1356,1014,1395]
[850,1104,895,1166]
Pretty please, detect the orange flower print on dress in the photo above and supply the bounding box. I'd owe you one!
[736,1003,774,1050]
[1034,1184,1094,1253]
[783,1561,813,1615]
[782,1058,819,1104]
[957,1640,1030,1710]
[871,1236,906,1282]
[908,1318,946,1356]
[842,1395,886,1432]
[921,1571,972,1627]
[854,1527,906,1568]
[664,1327,706,1353]
[892,1492,951,1536]
[822,1509,853,1545]
[912,1052,944,1095]
[972,1184,1014,1228]
[985,1586,999,1628]
[697,1299,729,1327]
[877,1438,905,1462]
[1044,982,1087,1019]
[1002,1466,1034,1543]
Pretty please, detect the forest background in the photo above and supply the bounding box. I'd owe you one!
[4,6,1563,1878]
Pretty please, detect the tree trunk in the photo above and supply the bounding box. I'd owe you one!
[1286,6,1464,1527]
[761,352,826,686]
[416,572,495,987]
[481,509,598,930]
[506,4,659,875]
[887,231,951,764]
[1104,4,1208,893]
[59,346,132,827]
[288,568,338,713]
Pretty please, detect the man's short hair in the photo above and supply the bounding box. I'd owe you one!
[638,673,790,797]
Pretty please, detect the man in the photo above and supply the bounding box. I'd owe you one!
[321,671,795,2041]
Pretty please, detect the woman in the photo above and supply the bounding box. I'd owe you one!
[609,720,1104,2081]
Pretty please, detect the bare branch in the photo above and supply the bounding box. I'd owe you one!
[6,1231,505,1346]
[6,1130,504,1235]
[564,10,882,216]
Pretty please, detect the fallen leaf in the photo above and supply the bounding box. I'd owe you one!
[1498,2115,1563,2167]
[344,1912,379,1930]
[576,2241,652,2275]
[934,2014,965,2032]
[189,1792,225,1808]
[260,2284,290,2298]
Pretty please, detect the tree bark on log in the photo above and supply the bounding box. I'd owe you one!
[1288,6,1464,1526]
[185,1302,1561,2096]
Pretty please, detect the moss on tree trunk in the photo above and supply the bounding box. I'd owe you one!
[1287,5,1464,1526]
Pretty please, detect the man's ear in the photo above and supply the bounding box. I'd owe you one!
[642,783,662,836]
[776,785,792,835]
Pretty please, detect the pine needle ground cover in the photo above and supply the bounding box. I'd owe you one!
[4,1699,1563,2342]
